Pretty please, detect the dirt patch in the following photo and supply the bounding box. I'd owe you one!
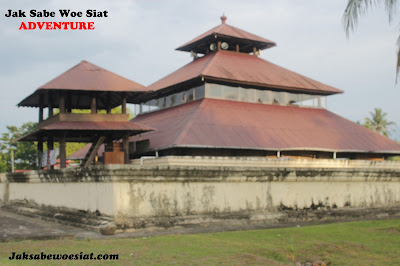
[372,226,400,234]
[232,252,289,265]
[0,210,86,242]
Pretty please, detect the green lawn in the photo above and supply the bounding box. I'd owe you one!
[1,219,399,265]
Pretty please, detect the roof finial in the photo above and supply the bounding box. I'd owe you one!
[220,14,227,24]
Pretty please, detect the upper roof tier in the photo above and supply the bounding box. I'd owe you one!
[176,16,276,54]
[18,60,148,108]
[148,50,343,95]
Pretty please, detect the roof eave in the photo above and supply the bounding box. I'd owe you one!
[149,144,400,155]
[176,34,277,54]
[202,76,343,95]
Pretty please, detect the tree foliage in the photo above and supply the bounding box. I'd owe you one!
[69,105,135,119]
[363,107,395,136]
[343,0,400,80]
[0,122,38,172]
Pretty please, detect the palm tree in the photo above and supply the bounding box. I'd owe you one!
[343,0,400,80]
[363,108,395,136]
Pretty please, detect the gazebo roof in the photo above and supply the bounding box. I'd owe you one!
[17,121,153,143]
[18,60,149,108]
[176,16,276,54]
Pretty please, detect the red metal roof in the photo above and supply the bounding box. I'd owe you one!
[39,60,146,92]
[148,51,343,95]
[132,99,400,153]
[18,60,148,107]
[176,16,276,53]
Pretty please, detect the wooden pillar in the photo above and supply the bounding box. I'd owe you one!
[66,92,72,113]
[217,41,221,51]
[48,93,53,118]
[107,93,112,114]
[11,150,14,173]
[39,93,44,122]
[123,135,129,164]
[122,94,127,114]
[59,137,66,169]
[236,44,239,52]
[253,46,257,56]
[48,137,54,170]
[91,95,97,114]
[37,138,43,169]
[59,92,65,114]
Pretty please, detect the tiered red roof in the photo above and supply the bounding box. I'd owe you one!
[132,98,400,153]
[148,51,342,95]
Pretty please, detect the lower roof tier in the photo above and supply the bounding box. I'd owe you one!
[18,121,153,143]
[132,98,400,154]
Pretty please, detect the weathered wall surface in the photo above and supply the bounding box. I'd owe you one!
[0,173,6,206]
[131,156,400,169]
[114,181,400,219]
[3,157,400,228]
[7,183,115,216]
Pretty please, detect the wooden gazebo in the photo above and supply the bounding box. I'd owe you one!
[18,60,153,168]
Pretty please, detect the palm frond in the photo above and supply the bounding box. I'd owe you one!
[343,0,400,81]
[384,0,399,22]
[343,0,374,37]
[396,34,400,82]
[363,108,395,137]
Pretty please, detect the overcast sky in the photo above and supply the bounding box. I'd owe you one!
[1,0,399,140]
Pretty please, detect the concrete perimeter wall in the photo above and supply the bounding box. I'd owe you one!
[3,157,400,228]
[0,173,6,205]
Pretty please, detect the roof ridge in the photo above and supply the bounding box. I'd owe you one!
[199,52,218,76]
[224,24,272,43]
[174,99,206,145]
[38,60,145,90]
[255,57,343,93]
[37,60,87,89]
[177,24,222,48]
[147,53,216,91]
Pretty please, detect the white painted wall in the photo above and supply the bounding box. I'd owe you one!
[114,181,400,218]
[4,180,400,218]
[3,162,400,220]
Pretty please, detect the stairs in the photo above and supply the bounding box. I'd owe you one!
[81,136,106,167]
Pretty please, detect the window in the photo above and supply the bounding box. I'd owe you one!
[271,91,286,105]
[223,86,238,101]
[207,83,223,98]
[239,87,255,102]
[187,88,194,102]
[194,85,205,99]
[143,83,327,114]
[287,93,301,105]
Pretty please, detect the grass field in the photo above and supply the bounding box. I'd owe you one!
[0,219,399,265]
